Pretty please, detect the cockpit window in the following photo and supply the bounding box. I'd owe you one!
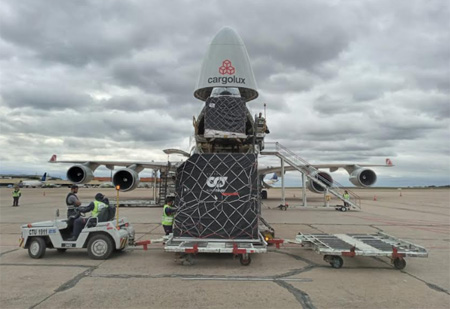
[211,87,241,98]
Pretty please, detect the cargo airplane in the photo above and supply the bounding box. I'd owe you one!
[50,27,393,196]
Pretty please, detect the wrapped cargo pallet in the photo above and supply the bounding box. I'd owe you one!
[204,96,247,138]
[173,153,258,240]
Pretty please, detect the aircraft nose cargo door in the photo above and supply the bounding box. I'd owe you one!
[173,153,258,240]
[204,96,247,139]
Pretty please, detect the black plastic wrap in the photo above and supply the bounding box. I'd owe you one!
[173,153,258,239]
[204,96,246,137]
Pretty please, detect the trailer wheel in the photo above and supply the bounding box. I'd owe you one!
[330,256,343,269]
[240,254,251,266]
[87,234,114,260]
[28,237,46,259]
[393,257,406,270]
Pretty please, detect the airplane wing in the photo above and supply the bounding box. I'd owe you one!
[49,155,178,170]
[259,158,394,175]
[48,154,185,191]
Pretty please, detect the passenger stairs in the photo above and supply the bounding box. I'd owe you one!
[261,142,361,210]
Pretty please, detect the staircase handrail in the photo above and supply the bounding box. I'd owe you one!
[262,142,361,209]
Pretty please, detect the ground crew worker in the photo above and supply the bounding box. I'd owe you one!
[68,193,109,241]
[162,198,176,235]
[343,190,350,208]
[257,112,270,134]
[66,185,82,218]
[12,186,21,207]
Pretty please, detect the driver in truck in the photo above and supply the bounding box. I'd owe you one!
[67,193,110,241]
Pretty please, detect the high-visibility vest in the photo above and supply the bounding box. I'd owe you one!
[161,204,174,226]
[92,200,108,218]
[12,190,21,197]
[343,193,350,200]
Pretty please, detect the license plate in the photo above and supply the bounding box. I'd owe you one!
[29,229,49,236]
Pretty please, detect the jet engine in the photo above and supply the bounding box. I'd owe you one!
[349,168,377,187]
[306,171,333,193]
[67,165,94,184]
[113,168,140,192]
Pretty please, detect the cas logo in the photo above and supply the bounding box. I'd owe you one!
[206,177,228,188]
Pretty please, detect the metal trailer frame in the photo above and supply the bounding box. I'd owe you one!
[164,233,268,266]
[291,232,428,270]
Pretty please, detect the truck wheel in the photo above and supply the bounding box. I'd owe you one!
[87,234,114,260]
[28,237,46,259]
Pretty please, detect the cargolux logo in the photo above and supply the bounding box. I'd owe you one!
[206,177,228,188]
[219,60,235,75]
[208,59,245,84]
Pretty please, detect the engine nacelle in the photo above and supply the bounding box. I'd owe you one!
[113,168,140,192]
[306,171,333,193]
[67,165,94,184]
[349,168,377,187]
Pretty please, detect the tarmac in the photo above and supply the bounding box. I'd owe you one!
[0,187,449,308]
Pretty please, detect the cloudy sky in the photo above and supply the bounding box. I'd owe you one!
[0,0,449,187]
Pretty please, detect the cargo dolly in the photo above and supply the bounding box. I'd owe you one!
[164,233,268,266]
[290,232,428,269]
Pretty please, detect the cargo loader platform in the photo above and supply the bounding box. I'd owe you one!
[164,233,268,266]
[289,232,428,269]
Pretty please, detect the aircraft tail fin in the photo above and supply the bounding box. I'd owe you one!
[271,173,278,180]
[49,155,57,162]
[386,158,393,166]
[41,173,47,182]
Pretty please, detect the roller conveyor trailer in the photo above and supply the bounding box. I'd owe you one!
[290,232,428,270]
[164,233,268,266]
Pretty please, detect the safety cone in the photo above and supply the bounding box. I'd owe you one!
[373,195,377,201]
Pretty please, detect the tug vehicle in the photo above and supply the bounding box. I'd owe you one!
[20,209,135,260]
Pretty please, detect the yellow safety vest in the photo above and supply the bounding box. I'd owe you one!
[12,190,21,197]
[161,204,175,226]
[92,200,108,218]
[343,193,350,200]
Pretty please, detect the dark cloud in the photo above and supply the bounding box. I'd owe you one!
[0,0,449,185]
[2,85,94,110]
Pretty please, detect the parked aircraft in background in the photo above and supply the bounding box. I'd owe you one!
[20,173,48,188]
[263,173,279,187]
